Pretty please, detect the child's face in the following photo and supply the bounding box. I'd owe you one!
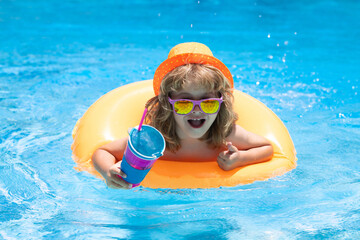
[170,83,219,140]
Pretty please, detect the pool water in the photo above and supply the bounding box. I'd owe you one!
[1,0,360,239]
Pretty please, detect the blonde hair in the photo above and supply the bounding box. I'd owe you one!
[146,64,238,152]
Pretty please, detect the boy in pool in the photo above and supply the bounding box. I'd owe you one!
[92,42,273,189]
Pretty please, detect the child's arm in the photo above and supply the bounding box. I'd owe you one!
[92,138,133,189]
[217,125,274,171]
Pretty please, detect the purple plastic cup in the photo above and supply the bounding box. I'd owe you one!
[120,125,165,187]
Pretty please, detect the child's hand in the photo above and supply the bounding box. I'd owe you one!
[105,161,133,189]
[217,142,242,171]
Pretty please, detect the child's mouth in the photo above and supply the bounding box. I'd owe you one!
[188,119,206,128]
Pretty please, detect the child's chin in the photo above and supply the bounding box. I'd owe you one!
[186,127,209,139]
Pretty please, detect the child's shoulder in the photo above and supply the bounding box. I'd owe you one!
[98,137,128,153]
[226,124,257,146]
[226,124,271,150]
[226,124,248,140]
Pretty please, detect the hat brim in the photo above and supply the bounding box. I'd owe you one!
[153,53,233,95]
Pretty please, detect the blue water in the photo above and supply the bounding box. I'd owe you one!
[1,0,360,239]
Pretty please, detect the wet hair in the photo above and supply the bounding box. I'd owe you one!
[146,64,238,152]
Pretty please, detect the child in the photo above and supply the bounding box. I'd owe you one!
[92,42,273,189]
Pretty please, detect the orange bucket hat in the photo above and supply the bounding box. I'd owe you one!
[153,42,234,95]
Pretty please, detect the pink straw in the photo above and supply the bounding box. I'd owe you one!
[138,108,148,131]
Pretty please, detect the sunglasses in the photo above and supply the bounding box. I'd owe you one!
[168,96,223,115]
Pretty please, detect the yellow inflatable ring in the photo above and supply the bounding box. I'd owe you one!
[71,80,297,189]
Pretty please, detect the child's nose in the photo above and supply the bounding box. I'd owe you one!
[193,104,201,112]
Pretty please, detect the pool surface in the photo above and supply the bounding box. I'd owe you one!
[1,0,360,239]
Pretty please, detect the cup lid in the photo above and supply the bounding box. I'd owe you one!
[128,125,166,160]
